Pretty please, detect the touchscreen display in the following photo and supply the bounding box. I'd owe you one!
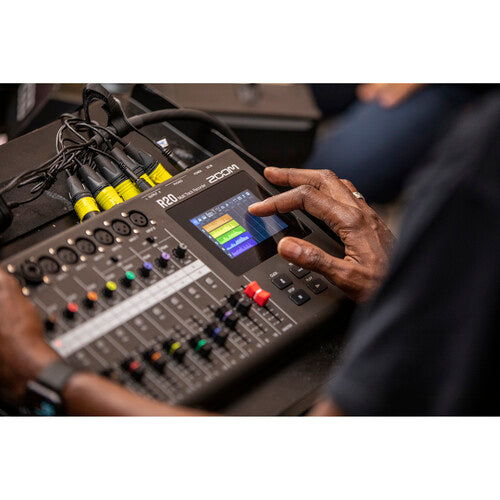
[167,172,310,275]
[189,190,288,259]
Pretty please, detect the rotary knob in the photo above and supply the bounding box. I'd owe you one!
[103,280,117,298]
[122,271,135,288]
[204,322,228,346]
[215,306,238,330]
[157,252,170,268]
[173,243,187,259]
[122,358,145,382]
[64,302,79,319]
[84,291,98,309]
[144,349,167,373]
[189,335,212,358]
[140,261,153,277]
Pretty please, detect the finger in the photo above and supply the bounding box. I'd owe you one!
[338,178,387,224]
[338,178,357,192]
[263,166,333,189]
[249,185,330,216]
[248,185,362,233]
[263,167,360,207]
[277,237,352,289]
[373,83,410,108]
[378,83,422,108]
[378,88,405,108]
[356,83,385,102]
[339,179,370,208]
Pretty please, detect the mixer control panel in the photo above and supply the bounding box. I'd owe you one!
[3,150,345,407]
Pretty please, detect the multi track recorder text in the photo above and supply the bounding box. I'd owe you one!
[3,150,345,407]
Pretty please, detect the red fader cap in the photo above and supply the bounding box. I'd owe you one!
[244,281,271,307]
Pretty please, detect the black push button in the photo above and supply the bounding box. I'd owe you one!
[289,289,310,306]
[271,273,292,290]
[307,277,328,294]
[289,265,310,279]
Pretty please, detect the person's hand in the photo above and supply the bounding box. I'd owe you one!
[0,267,59,406]
[248,168,395,302]
[357,83,424,108]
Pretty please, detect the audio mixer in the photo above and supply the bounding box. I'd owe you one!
[2,149,345,408]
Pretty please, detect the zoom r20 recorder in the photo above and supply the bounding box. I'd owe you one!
[3,149,344,407]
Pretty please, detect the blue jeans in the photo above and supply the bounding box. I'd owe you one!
[304,85,478,203]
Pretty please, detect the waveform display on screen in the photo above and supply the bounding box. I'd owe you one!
[190,190,288,259]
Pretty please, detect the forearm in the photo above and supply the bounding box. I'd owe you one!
[63,372,213,416]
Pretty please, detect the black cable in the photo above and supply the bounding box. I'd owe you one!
[127,121,173,158]
[0,148,69,195]
[77,121,126,147]
[128,108,242,147]
[1,103,242,210]
[85,146,124,166]
[1,117,100,207]
[61,117,116,148]
[60,119,89,145]
[8,186,46,208]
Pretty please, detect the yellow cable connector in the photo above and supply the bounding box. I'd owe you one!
[95,185,123,210]
[140,173,156,187]
[148,162,172,184]
[67,174,100,222]
[79,164,123,211]
[74,196,100,222]
[115,179,142,200]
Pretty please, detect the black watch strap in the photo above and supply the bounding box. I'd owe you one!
[21,360,79,416]
[37,359,78,393]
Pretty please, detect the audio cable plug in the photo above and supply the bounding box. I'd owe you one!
[94,154,141,201]
[110,147,155,191]
[162,147,190,171]
[100,154,151,193]
[67,174,100,222]
[123,143,172,185]
[78,164,123,211]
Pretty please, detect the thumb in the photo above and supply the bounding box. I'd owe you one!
[277,237,350,286]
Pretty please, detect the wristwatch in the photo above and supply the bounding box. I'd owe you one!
[20,360,79,416]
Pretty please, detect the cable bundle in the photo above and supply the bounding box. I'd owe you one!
[0,84,241,228]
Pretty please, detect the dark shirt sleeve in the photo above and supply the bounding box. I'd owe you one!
[327,97,500,415]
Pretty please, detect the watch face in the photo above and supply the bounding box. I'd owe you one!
[34,401,57,416]
[23,380,62,416]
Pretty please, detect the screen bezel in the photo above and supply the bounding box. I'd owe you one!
[167,172,310,275]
